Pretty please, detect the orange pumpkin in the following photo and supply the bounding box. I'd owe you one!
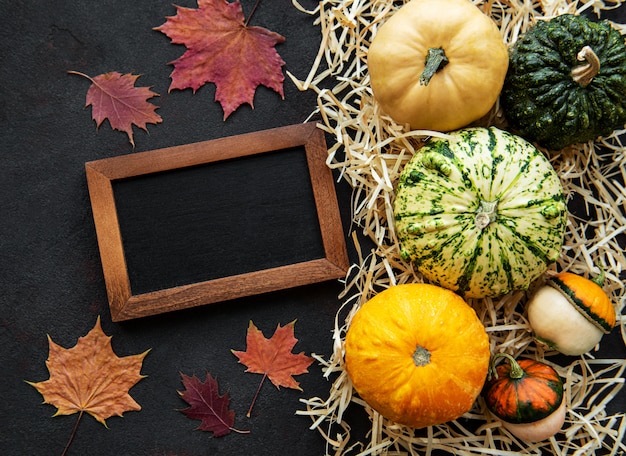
[483,353,563,424]
[344,283,490,428]
[482,353,566,441]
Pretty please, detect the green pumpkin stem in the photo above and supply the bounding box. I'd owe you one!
[419,48,449,86]
[591,263,606,287]
[489,352,525,380]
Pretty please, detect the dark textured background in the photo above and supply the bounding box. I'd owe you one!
[1,1,624,455]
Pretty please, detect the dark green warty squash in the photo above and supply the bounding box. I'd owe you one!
[501,14,626,150]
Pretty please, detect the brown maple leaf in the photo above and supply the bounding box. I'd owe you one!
[178,372,249,437]
[69,70,162,147]
[232,320,313,416]
[155,0,286,119]
[27,317,149,454]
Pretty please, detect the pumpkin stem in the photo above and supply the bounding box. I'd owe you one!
[419,47,449,86]
[489,353,525,380]
[412,345,431,367]
[571,45,600,87]
[475,200,498,230]
[591,264,606,287]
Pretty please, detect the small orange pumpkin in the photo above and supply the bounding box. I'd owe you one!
[527,270,616,355]
[344,283,490,428]
[482,353,566,442]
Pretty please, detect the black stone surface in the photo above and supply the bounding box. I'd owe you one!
[1,1,624,455]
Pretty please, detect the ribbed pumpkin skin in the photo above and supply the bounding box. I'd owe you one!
[344,283,490,429]
[501,14,626,150]
[393,127,567,298]
[483,358,563,424]
[367,0,508,131]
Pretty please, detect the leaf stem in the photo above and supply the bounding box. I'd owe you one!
[247,373,267,417]
[61,410,83,456]
[67,70,94,83]
[245,0,262,27]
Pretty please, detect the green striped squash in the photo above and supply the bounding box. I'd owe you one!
[393,127,567,298]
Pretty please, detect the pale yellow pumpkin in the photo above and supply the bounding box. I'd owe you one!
[344,284,490,429]
[367,0,509,131]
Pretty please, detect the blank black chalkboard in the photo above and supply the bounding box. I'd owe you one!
[113,148,325,295]
[85,123,349,321]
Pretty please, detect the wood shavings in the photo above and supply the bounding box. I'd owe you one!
[291,0,626,453]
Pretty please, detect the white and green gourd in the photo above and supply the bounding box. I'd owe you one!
[393,127,567,298]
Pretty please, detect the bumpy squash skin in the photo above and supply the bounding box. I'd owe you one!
[501,14,626,150]
[393,127,567,298]
[345,284,491,429]
[367,0,509,131]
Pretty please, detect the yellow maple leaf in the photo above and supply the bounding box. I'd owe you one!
[27,317,149,426]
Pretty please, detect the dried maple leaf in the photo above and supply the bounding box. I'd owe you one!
[69,70,162,147]
[155,0,286,119]
[232,320,313,416]
[27,317,149,424]
[27,317,149,454]
[178,372,248,437]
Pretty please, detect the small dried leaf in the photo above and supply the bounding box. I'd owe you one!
[179,372,247,437]
[233,320,313,390]
[70,70,162,147]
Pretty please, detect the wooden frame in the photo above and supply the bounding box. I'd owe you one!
[85,123,349,322]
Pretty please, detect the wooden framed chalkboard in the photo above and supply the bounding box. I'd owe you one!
[85,123,349,322]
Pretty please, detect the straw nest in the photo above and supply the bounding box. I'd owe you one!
[289,0,626,454]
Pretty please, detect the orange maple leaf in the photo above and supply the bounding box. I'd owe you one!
[27,317,149,427]
[232,320,313,416]
[155,0,286,119]
[69,70,162,147]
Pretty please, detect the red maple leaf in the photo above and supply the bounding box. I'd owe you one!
[178,372,248,437]
[69,71,162,147]
[155,0,285,119]
[232,320,313,416]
